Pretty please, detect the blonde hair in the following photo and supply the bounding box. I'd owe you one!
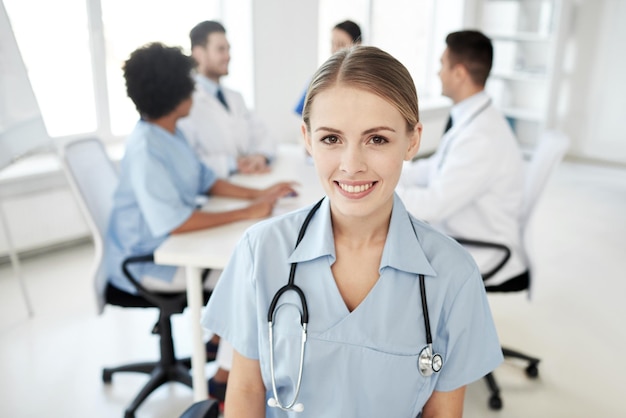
[302,46,419,133]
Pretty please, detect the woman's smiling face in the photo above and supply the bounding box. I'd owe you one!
[303,84,421,221]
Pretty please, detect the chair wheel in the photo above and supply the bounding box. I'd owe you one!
[488,394,503,410]
[526,364,539,378]
[102,369,112,383]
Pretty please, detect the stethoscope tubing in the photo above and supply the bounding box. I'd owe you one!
[267,198,323,323]
[266,197,442,412]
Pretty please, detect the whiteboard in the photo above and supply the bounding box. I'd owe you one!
[0,1,51,171]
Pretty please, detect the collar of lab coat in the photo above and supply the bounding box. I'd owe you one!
[194,74,220,97]
[448,90,490,134]
[287,194,437,278]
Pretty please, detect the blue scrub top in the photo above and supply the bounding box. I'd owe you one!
[203,194,503,417]
[104,120,217,293]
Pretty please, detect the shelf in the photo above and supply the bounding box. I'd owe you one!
[491,71,547,82]
[489,32,551,42]
[474,0,562,146]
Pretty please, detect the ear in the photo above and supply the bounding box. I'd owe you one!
[405,122,422,161]
[453,63,469,83]
[302,123,313,155]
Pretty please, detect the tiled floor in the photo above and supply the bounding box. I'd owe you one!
[1,159,625,417]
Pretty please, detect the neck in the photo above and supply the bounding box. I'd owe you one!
[147,113,178,134]
[452,85,484,105]
[202,72,221,84]
[331,202,392,249]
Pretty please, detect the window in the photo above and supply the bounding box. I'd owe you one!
[317,0,370,65]
[4,0,252,141]
[4,0,96,137]
[318,0,465,99]
[100,0,222,136]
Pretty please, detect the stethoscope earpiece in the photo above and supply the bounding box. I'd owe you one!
[268,395,304,412]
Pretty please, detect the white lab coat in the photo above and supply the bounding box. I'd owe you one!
[397,92,526,286]
[178,83,276,178]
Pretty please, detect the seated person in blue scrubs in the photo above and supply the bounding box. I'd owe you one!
[105,41,295,294]
[103,42,296,391]
[293,20,362,116]
[203,46,503,417]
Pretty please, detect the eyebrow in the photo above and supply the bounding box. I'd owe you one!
[315,126,397,135]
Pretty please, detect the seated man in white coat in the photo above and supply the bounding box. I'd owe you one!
[178,20,275,178]
[397,30,526,287]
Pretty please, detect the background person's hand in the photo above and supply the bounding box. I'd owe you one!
[245,194,279,219]
[262,182,299,199]
[237,155,271,174]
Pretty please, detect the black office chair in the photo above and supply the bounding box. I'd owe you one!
[179,399,220,418]
[454,131,570,410]
[61,138,212,418]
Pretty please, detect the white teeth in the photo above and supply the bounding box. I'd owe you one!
[339,182,373,193]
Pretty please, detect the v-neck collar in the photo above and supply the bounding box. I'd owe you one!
[287,195,437,278]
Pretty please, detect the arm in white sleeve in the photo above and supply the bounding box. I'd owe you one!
[178,118,233,178]
[399,157,433,188]
[245,109,276,161]
[397,134,496,223]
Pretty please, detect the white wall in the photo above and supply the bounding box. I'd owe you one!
[250,1,453,154]
[0,159,89,256]
[2,0,624,259]
[252,0,318,145]
[560,0,626,164]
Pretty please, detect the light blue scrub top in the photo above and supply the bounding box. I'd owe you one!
[202,194,503,417]
[104,120,217,293]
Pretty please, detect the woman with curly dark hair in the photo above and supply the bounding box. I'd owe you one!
[104,42,296,295]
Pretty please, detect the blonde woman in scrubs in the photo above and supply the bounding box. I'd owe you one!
[203,46,503,418]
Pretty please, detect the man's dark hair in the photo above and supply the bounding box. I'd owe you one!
[445,30,493,87]
[334,20,362,43]
[123,42,195,120]
[190,20,226,49]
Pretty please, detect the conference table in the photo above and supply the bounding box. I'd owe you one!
[154,143,325,401]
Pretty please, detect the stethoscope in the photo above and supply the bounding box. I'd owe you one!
[266,198,443,413]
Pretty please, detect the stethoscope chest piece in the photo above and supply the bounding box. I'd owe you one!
[418,344,443,377]
[267,201,444,412]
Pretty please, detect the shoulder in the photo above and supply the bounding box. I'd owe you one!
[455,108,516,152]
[125,122,155,156]
[408,214,479,284]
[474,104,515,136]
[188,88,213,110]
[243,204,315,247]
[222,86,246,103]
[125,123,177,163]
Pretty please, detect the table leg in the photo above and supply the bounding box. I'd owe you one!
[186,265,208,401]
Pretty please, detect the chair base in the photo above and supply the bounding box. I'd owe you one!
[483,346,541,410]
[103,359,193,418]
[180,399,220,418]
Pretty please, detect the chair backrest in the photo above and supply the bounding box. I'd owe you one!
[520,130,569,293]
[61,138,118,314]
[521,130,570,227]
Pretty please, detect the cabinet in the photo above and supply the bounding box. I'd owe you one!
[469,0,570,149]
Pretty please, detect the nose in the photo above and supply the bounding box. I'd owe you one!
[339,143,366,174]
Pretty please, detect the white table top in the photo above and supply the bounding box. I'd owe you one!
[154,142,325,269]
